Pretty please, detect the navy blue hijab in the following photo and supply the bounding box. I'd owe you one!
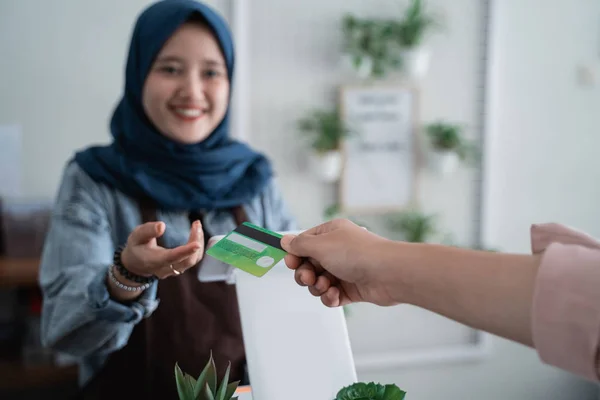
[74,0,272,211]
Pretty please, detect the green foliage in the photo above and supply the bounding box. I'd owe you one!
[341,0,439,78]
[334,382,406,400]
[298,109,353,153]
[387,209,437,243]
[425,121,478,162]
[342,14,401,77]
[391,0,440,48]
[175,352,239,400]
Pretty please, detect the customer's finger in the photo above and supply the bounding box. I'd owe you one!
[281,231,322,258]
[309,274,332,297]
[321,286,341,308]
[294,262,317,287]
[284,254,303,270]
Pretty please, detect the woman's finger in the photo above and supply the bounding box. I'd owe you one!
[188,220,205,250]
[129,222,165,245]
[155,242,201,267]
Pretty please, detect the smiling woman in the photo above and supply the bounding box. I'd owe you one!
[143,14,231,144]
[36,1,297,399]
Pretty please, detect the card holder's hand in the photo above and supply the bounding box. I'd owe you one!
[281,219,400,307]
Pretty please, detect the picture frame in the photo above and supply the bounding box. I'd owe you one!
[338,83,420,215]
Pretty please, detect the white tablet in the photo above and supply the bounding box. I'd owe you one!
[197,230,304,284]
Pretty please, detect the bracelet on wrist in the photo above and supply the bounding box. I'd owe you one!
[108,265,151,292]
[113,246,157,284]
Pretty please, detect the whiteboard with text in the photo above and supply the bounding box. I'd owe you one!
[339,84,419,214]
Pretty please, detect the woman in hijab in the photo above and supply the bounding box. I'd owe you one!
[38,1,296,398]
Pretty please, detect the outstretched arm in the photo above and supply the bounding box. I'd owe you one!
[282,219,600,382]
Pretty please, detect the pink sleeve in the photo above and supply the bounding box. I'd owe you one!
[531,223,600,382]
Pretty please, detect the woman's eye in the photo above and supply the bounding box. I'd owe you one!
[159,66,180,75]
[203,69,221,78]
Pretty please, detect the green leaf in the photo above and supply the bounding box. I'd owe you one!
[175,363,194,400]
[215,362,232,400]
[193,353,214,398]
[185,373,197,391]
[224,381,240,399]
[297,108,354,152]
[334,381,406,400]
[204,383,216,400]
[383,384,407,400]
[206,355,217,393]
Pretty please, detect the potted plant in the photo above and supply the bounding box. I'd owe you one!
[334,382,406,399]
[386,209,437,243]
[341,14,400,79]
[424,121,477,175]
[391,0,439,79]
[175,354,407,400]
[297,108,354,182]
[175,352,239,400]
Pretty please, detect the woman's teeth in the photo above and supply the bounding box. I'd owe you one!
[174,108,203,117]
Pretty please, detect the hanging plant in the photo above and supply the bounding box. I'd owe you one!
[341,14,401,78]
[297,108,353,153]
[425,121,478,163]
[297,108,355,182]
[390,0,440,49]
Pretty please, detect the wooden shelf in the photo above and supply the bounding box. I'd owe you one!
[0,257,40,287]
[0,362,78,389]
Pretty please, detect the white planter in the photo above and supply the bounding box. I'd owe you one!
[430,150,459,176]
[309,150,343,183]
[401,46,430,80]
[342,54,373,79]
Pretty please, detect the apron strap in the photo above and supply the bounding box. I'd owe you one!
[230,206,249,226]
[138,197,164,246]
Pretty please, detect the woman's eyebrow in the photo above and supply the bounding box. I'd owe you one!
[202,59,225,67]
[155,55,184,63]
[154,56,224,68]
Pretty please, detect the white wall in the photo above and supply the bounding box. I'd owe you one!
[1,0,599,399]
[0,0,228,198]
[480,0,600,399]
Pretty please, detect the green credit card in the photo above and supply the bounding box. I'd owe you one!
[205,222,287,277]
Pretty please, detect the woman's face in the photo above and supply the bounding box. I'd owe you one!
[142,22,229,144]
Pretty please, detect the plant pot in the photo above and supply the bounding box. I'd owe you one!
[342,54,373,79]
[309,150,343,183]
[400,46,430,80]
[429,150,459,176]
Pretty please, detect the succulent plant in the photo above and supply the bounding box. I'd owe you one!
[334,381,406,400]
[175,352,239,400]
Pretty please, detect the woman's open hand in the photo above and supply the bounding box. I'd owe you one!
[121,220,204,279]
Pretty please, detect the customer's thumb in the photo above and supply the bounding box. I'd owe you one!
[281,234,314,257]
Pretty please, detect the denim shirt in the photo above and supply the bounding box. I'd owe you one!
[38,161,297,386]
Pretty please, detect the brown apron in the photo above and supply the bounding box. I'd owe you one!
[81,201,249,399]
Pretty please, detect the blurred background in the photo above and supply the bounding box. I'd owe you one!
[0,0,599,398]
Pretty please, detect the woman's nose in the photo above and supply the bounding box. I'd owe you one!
[178,74,205,102]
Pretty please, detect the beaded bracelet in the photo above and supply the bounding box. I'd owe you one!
[108,265,152,292]
[113,246,157,284]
